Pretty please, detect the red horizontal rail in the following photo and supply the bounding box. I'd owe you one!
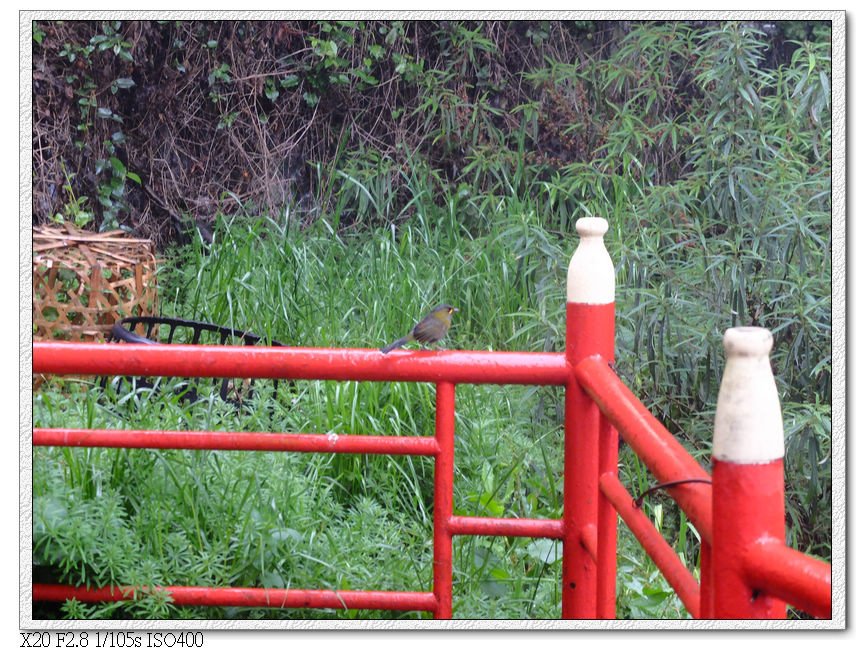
[33,584,438,612]
[599,472,701,618]
[743,540,832,619]
[33,342,570,385]
[448,515,564,539]
[33,427,439,456]
[575,356,713,545]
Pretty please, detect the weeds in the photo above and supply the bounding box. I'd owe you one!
[32,20,832,620]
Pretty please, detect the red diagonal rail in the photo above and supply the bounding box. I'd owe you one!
[574,355,713,545]
[598,472,701,617]
[574,349,831,620]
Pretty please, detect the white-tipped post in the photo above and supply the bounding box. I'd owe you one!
[713,327,785,463]
[567,217,614,305]
[562,215,616,618]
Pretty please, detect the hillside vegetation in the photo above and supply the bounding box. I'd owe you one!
[32,19,831,619]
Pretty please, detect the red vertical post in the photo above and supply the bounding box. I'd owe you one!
[563,217,615,619]
[433,381,455,619]
[596,417,618,618]
[711,327,787,619]
[700,540,713,619]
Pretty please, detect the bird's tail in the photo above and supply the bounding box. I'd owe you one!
[380,336,411,354]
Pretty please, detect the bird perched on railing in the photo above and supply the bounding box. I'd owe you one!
[381,304,458,354]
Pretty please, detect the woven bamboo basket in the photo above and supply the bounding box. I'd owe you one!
[33,224,159,342]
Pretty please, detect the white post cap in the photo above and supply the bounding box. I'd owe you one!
[713,327,785,463]
[567,217,614,304]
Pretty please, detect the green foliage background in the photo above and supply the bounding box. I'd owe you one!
[32,19,832,620]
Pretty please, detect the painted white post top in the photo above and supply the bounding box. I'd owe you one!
[713,327,785,463]
[567,217,615,304]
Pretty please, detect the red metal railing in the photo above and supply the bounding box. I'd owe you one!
[32,347,570,620]
[31,217,832,620]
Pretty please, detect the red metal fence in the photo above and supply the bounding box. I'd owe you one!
[31,217,832,620]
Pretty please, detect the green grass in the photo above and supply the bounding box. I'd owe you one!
[32,21,831,620]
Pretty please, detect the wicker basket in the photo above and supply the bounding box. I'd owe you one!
[33,224,159,342]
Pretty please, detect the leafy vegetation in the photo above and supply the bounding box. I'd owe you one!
[32,20,832,619]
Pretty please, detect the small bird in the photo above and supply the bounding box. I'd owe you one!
[381,304,458,354]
